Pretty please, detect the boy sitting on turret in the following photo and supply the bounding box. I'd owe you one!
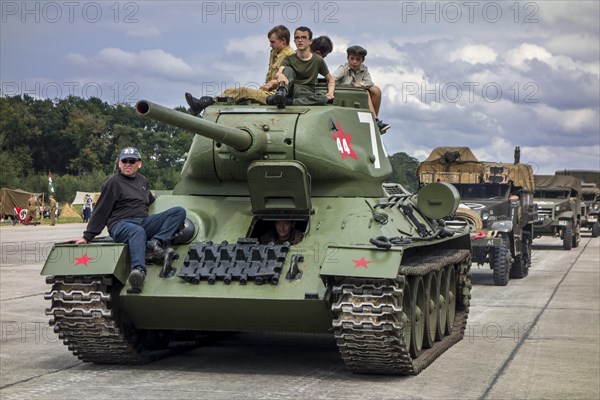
[268,26,335,108]
[332,45,390,133]
[186,25,295,115]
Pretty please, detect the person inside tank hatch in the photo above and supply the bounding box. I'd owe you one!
[69,147,187,294]
[185,25,295,116]
[260,220,304,245]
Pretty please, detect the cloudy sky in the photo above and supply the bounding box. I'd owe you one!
[2,0,599,174]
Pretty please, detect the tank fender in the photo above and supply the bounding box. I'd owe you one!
[320,246,403,279]
[488,220,514,233]
[40,243,130,284]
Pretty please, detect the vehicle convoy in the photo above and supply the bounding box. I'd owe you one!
[533,174,582,249]
[555,170,600,238]
[41,88,472,375]
[417,147,536,286]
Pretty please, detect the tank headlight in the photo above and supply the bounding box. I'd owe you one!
[482,211,490,220]
[171,218,196,244]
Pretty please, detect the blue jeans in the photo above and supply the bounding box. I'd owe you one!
[109,207,186,272]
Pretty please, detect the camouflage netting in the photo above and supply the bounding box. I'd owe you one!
[417,147,535,190]
[534,175,582,193]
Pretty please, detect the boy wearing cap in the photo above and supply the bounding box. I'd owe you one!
[332,45,390,133]
[70,147,186,293]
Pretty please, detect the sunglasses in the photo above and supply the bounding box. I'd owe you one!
[121,159,139,164]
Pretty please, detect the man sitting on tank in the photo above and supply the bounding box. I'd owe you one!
[267,26,335,108]
[259,220,303,245]
[332,45,390,133]
[69,147,187,293]
[185,25,295,116]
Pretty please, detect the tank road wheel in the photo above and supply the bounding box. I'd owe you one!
[409,276,426,358]
[331,249,471,375]
[445,265,457,334]
[491,235,510,286]
[562,223,573,250]
[510,233,531,279]
[423,271,439,349]
[436,268,448,341]
[573,222,580,248]
[592,221,600,238]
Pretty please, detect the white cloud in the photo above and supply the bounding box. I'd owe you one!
[224,35,266,58]
[504,43,599,76]
[65,48,195,80]
[449,44,497,64]
[504,43,553,71]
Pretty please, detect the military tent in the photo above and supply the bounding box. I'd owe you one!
[0,188,43,219]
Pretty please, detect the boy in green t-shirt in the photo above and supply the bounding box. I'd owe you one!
[268,26,335,108]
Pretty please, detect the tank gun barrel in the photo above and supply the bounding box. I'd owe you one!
[135,100,252,151]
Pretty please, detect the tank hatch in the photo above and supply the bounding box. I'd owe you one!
[247,160,311,218]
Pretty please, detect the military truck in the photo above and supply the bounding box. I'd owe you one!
[417,147,536,286]
[555,170,600,238]
[41,87,472,375]
[580,183,600,237]
[533,175,582,249]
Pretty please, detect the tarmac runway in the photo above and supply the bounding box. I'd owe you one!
[0,222,598,399]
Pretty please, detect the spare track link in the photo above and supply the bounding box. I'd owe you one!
[331,249,471,375]
[45,275,197,364]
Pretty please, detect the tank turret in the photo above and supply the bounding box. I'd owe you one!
[136,93,391,197]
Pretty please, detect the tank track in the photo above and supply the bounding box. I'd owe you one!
[45,275,198,364]
[332,249,471,375]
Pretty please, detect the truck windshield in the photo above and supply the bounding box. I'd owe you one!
[456,184,510,199]
[534,189,571,199]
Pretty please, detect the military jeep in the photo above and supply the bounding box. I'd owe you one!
[418,147,536,286]
[533,175,582,249]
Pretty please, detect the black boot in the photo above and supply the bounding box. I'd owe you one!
[127,267,146,294]
[376,118,391,134]
[146,238,166,261]
[185,93,215,116]
[266,85,288,109]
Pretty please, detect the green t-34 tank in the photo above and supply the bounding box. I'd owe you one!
[42,88,471,375]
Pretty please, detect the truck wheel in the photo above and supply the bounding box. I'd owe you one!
[592,222,599,238]
[491,236,509,286]
[573,222,580,248]
[510,235,531,279]
[563,223,573,250]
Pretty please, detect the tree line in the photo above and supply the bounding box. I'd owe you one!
[0,95,419,203]
[0,95,193,202]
